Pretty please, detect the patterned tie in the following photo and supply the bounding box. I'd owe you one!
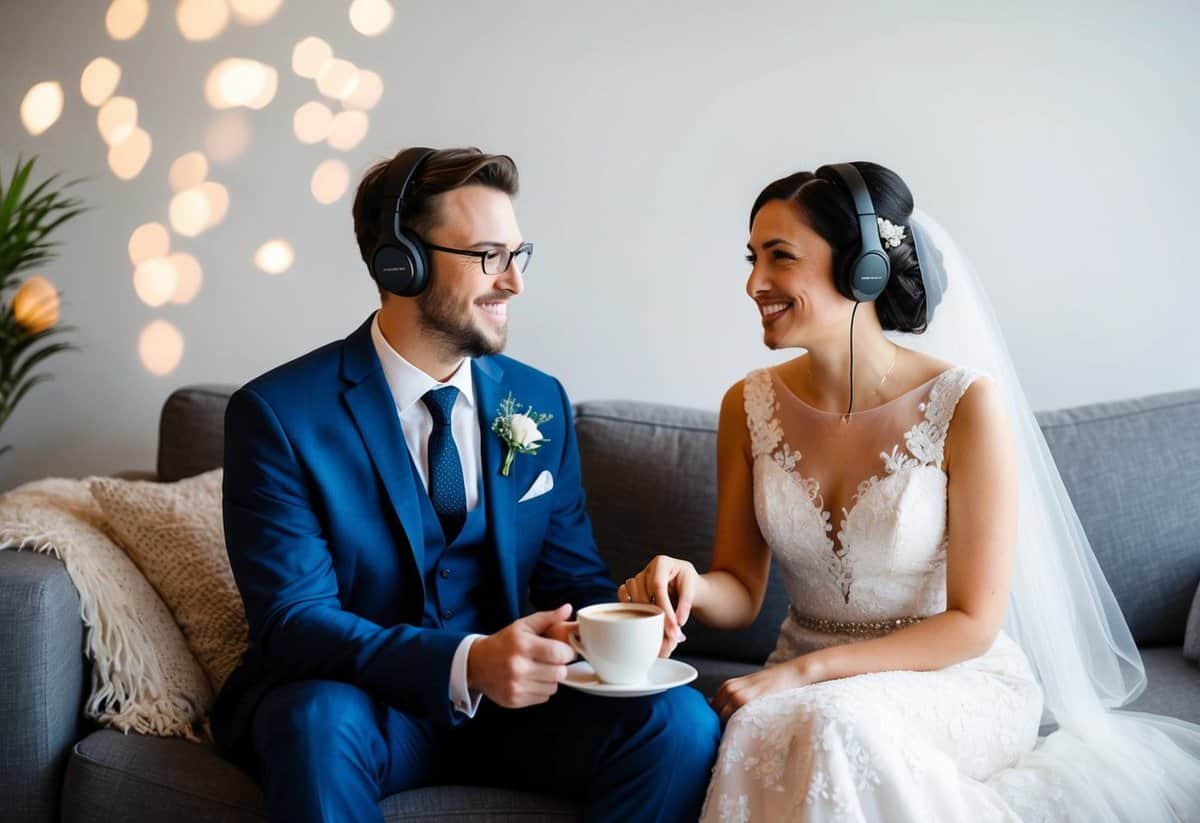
[421,386,467,542]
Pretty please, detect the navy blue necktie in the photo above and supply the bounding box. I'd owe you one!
[422,386,467,542]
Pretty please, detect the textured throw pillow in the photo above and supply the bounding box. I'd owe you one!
[0,478,212,739]
[90,469,248,694]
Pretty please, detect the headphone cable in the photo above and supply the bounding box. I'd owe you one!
[846,301,860,421]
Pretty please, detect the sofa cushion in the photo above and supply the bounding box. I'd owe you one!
[157,384,234,482]
[1125,646,1200,725]
[62,730,578,823]
[90,469,248,694]
[574,401,789,663]
[1036,387,1200,645]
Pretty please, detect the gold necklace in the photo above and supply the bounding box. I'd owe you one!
[878,343,899,387]
[841,344,899,424]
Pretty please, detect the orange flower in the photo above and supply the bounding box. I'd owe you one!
[12,275,60,334]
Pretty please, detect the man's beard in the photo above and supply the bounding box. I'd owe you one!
[416,285,507,359]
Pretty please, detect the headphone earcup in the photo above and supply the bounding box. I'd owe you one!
[849,250,890,302]
[834,247,890,303]
[371,229,430,297]
[832,249,859,302]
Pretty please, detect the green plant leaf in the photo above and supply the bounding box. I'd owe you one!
[0,157,36,232]
[5,342,76,390]
[0,155,84,445]
[0,373,53,425]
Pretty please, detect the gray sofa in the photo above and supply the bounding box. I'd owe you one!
[3,383,1199,822]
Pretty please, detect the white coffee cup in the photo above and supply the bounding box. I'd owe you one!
[569,602,664,685]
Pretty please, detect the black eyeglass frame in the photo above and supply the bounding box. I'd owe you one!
[424,241,534,276]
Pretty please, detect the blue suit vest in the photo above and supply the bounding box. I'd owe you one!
[409,458,505,635]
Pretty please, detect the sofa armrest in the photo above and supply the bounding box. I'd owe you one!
[0,549,86,822]
[1186,582,1200,663]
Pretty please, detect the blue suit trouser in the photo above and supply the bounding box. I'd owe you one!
[248,678,721,823]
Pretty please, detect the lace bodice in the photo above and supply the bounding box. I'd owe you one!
[744,365,980,626]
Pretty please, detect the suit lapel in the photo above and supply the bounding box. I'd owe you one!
[341,316,427,590]
[473,357,520,621]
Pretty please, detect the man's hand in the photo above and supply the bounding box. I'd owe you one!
[466,604,576,708]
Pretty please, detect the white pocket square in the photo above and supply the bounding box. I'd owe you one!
[518,470,554,503]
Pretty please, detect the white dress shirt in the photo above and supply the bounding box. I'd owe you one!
[369,312,485,717]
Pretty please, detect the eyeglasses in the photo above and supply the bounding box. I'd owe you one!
[424,241,534,276]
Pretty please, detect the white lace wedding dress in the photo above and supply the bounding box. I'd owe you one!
[700,365,1049,823]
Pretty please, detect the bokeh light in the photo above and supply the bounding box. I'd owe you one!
[230,0,284,26]
[344,69,384,111]
[255,239,295,274]
[128,222,170,265]
[12,276,61,334]
[292,37,333,79]
[20,82,64,136]
[133,258,179,307]
[139,320,185,376]
[328,110,369,151]
[248,65,279,110]
[81,58,121,107]
[311,159,349,204]
[108,126,153,180]
[293,101,333,144]
[205,59,277,109]
[316,59,359,100]
[167,252,204,303]
[106,0,149,41]
[177,0,230,42]
[98,95,138,145]
[169,151,209,193]
[169,189,212,237]
[199,181,230,228]
[205,111,251,163]
[349,0,394,37]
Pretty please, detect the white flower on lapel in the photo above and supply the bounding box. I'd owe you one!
[491,392,554,477]
[508,413,544,448]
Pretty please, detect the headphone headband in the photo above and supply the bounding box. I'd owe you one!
[829,162,886,260]
[383,146,435,241]
[828,162,890,303]
[831,163,875,218]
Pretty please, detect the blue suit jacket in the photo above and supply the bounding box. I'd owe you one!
[211,315,616,755]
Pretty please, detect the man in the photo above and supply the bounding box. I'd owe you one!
[211,146,720,822]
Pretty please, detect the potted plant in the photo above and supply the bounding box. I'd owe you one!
[0,156,86,455]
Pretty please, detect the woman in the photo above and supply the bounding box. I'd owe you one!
[622,162,1200,821]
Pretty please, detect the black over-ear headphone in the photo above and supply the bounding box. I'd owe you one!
[370,147,436,297]
[829,163,890,303]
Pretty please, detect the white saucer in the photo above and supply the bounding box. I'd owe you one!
[562,658,698,697]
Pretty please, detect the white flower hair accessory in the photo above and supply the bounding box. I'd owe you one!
[876,217,907,249]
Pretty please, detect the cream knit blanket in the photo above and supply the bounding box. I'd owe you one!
[0,477,212,740]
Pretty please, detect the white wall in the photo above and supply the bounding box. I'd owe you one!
[2,0,1198,491]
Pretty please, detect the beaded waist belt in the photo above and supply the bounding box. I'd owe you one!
[789,606,926,636]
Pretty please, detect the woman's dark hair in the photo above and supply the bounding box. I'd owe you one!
[749,162,930,333]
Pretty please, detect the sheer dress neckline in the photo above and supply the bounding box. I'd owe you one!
[769,367,955,418]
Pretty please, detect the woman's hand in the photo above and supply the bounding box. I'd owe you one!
[711,656,822,723]
[618,555,704,657]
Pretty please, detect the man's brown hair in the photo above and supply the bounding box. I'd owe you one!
[352,147,519,271]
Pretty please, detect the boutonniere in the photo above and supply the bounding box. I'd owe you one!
[491,392,554,477]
